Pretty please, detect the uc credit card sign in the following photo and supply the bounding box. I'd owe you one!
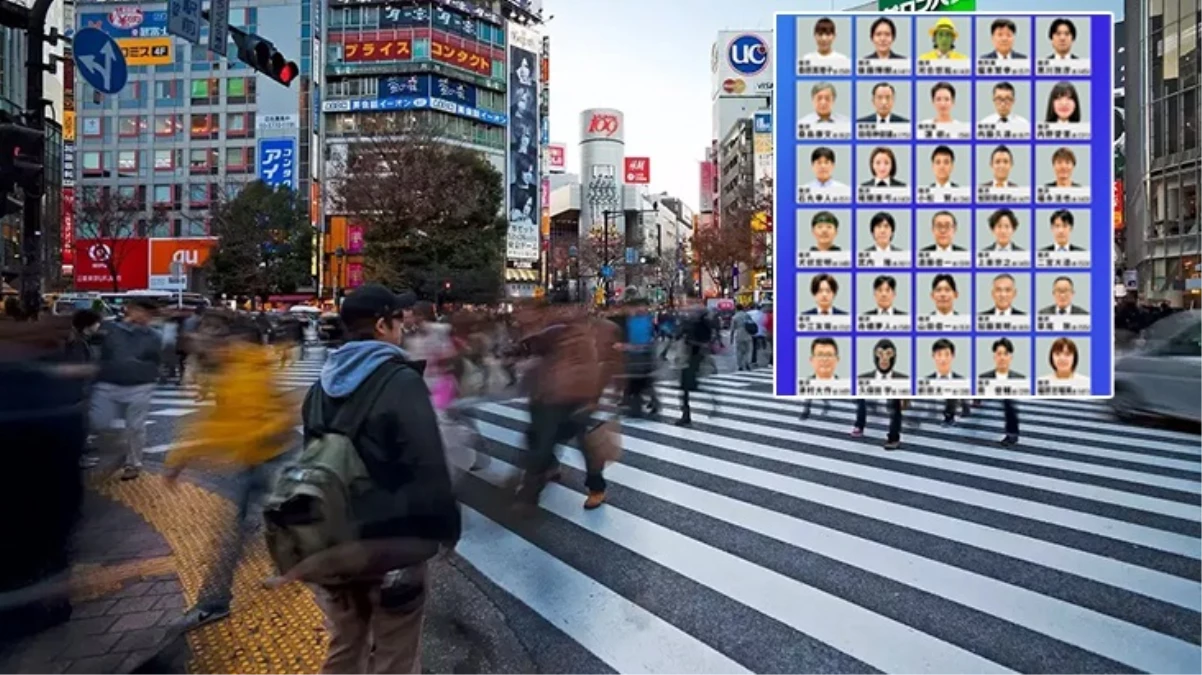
[773,12,1114,399]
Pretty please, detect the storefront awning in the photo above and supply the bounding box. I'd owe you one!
[505,269,539,283]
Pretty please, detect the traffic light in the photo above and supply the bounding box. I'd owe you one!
[0,116,45,217]
[229,26,298,86]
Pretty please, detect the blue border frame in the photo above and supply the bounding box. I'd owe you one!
[773,12,1114,398]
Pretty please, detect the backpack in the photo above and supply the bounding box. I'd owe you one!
[742,317,758,336]
[262,362,403,584]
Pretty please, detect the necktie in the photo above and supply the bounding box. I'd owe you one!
[878,181,887,187]
[999,116,1009,123]
[879,118,888,124]
[1059,308,1066,315]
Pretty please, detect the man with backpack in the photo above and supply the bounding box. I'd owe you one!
[286,284,460,674]
[615,296,660,418]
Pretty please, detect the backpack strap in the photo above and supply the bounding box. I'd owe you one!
[309,360,406,441]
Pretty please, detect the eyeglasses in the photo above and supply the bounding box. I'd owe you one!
[993,96,1014,103]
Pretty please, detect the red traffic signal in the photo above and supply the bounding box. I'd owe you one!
[234,31,298,87]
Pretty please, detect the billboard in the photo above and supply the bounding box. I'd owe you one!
[624,157,651,184]
[547,143,566,172]
[581,108,623,142]
[699,160,716,211]
[80,8,174,65]
[772,11,1114,399]
[752,111,773,218]
[711,31,773,100]
[506,23,541,264]
[148,237,216,290]
[73,238,150,291]
[342,38,412,62]
[258,138,297,190]
[347,223,365,254]
[61,188,75,274]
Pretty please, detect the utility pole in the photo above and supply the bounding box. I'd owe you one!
[0,0,57,318]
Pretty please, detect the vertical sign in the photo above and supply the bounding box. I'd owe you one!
[208,0,230,55]
[258,138,298,190]
[752,110,773,228]
[547,143,566,172]
[624,157,651,184]
[62,10,77,276]
[506,23,541,264]
[167,0,201,44]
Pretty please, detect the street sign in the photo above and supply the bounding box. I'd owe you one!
[601,265,613,279]
[208,0,230,56]
[72,28,128,95]
[167,0,202,45]
[624,247,636,264]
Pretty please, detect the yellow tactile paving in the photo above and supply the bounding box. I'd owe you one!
[98,474,329,674]
[71,557,176,601]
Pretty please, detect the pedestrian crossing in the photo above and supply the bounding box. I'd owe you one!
[453,370,1202,673]
[147,355,325,418]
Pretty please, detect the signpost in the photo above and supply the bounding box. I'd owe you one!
[208,0,229,55]
[167,0,201,44]
[72,27,128,95]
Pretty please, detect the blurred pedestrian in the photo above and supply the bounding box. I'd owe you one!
[91,299,162,480]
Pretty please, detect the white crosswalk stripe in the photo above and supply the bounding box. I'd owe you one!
[147,357,325,418]
[452,374,1202,673]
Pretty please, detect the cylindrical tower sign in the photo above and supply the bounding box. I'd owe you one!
[580,108,625,237]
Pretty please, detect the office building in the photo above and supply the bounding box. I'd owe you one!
[1122,0,1200,307]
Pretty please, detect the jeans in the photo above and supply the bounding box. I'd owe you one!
[89,382,155,469]
[525,401,606,494]
[195,460,280,613]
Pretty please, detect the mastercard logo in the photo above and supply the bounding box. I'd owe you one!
[722,78,746,94]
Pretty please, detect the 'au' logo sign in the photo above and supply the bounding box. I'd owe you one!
[588,113,619,136]
[727,34,768,76]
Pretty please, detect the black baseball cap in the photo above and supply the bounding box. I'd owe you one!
[339,283,416,324]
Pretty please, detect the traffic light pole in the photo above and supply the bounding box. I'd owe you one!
[19,0,54,318]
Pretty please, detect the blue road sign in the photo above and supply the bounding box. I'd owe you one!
[72,27,128,95]
[601,265,613,279]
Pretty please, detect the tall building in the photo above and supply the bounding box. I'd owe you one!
[1122,0,1200,307]
[316,0,546,298]
[69,0,311,291]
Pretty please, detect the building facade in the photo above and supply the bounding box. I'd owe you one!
[1123,0,1200,307]
[68,0,311,290]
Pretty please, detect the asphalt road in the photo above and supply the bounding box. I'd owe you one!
[135,348,1201,674]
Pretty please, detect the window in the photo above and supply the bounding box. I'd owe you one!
[154,149,175,170]
[1184,87,1198,151]
[190,78,218,102]
[190,148,210,170]
[154,79,181,103]
[117,150,138,174]
[227,77,246,97]
[83,117,103,137]
[118,81,145,108]
[189,183,210,205]
[117,185,136,200]
[226,112,249,136]
[82,151,103,174]
[154,114,181,136]
[153,185,173,205]
[119,116,142,137]
[190,114,219,138]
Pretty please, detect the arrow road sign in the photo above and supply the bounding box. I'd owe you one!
[72,28,128,95]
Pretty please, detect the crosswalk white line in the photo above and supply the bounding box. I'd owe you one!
[468,455,1014,674]
[149,408,202,418]
[476,403,1200,559]
[470,419,1200,612]
[456,506,753,674]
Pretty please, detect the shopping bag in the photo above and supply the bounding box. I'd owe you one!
[585,419,622,466]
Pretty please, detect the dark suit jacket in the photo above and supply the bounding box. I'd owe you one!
[982,243,1025,252]
[1038,304,1089,316]
[929,182,960,188]
[920,244,967,252]
[857,113,909,123]
[864,51,905,60]
[802,307,848,316]
[1044,181,1082,187]
[979,307,1027,316]
[863,245,903,252]
[1040,244,1086,252]
[861,178,906,187]
[864,308,906,315]
[809,245,842,252]
[1045,53,1079,60]
[981,50,1028,59]
[858,370,908,380]
[926,372,965,380]
[979,369,1027,379]
[980,181,1018,188]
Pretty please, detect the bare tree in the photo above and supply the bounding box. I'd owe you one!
[75,187,168,291]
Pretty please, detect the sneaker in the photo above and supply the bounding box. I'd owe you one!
[1000,434,1019,447]
[583,491,606,510]
[940,418,956,428]
[883,439,901,451]
[850,427,864,437]
[180,606,230,631]
[120,466,141,481]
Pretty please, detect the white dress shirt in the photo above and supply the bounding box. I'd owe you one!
[992,307,1013,316]
[805,178,849,191]
[931,243,956,253]
[930,179,956,189]
[992,243,1015,252]
[802,51,851,67]
[932,308,957,317]
[979,112,1031,133]
[1048,53,1076,61]
[994,370,1011,380]
[799,112,850,126]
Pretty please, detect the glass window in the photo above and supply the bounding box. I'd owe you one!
[189,184,208,202]
[1185,88,1199,150]
[227,113,247,132]
[154,149,174,169]
[119,116,142,136]
[1169,93,1181,153]
[190,149,210,167]
[153,185,173,204]
[225,147,246,166]
[118,150,138,170]
[154,114,180,135]
[227,78,246,97]
[191,114,218,136]
[117,185,136,200]
[82,151,102,170]
[82,117,103,136]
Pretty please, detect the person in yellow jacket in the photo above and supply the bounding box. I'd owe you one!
[165,320,297,629]
[920,18,968,60]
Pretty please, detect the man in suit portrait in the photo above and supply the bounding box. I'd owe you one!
[1040,209,1086,251]
[982,208,1024,252]
[858,338,908,380]
[978,82,1030,134]
[809,337,841,381]
[864,275,906,315]
[801,273,848,315]
[809,210,842,251]
[979,337,1027,380]
[929,145,958,188]
[1039,276,1089,315]
[857,82,909,124]
[927,338,964,379]
[980,145,1019,189]
[982,18,1028,60]
[920,211,966,252]
[979,273,1027,316]
[1046,18,1080,60]
[1045,147,1082,187]
[864,212,902,253]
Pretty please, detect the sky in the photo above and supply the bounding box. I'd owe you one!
[542,0,1125,213]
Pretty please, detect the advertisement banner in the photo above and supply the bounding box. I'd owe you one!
[347,223,365,254]
[624,157,651,184]
[379,74,478,108]
[547,143,566,172]
[506,23,541,264]
[581,109,622,141]
[699,161,715,210]
[343,38,412,62]
[346,262,364,288]
[540,178,551,236]
[61,188,75,273]
[379,4,429,28]
[322,95,506,126]
[72,238,150,291]
[711,31,772,99]
[1114,180,1124,230]
[148,237,216,290]
[752,110,772,206]
[256,114,299,130]
[79,8,169,38]
[432,4,483,41]
[258,138,297,190]
[430,39,492,76]
[119,37,173,66]
[63,110,75,142]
